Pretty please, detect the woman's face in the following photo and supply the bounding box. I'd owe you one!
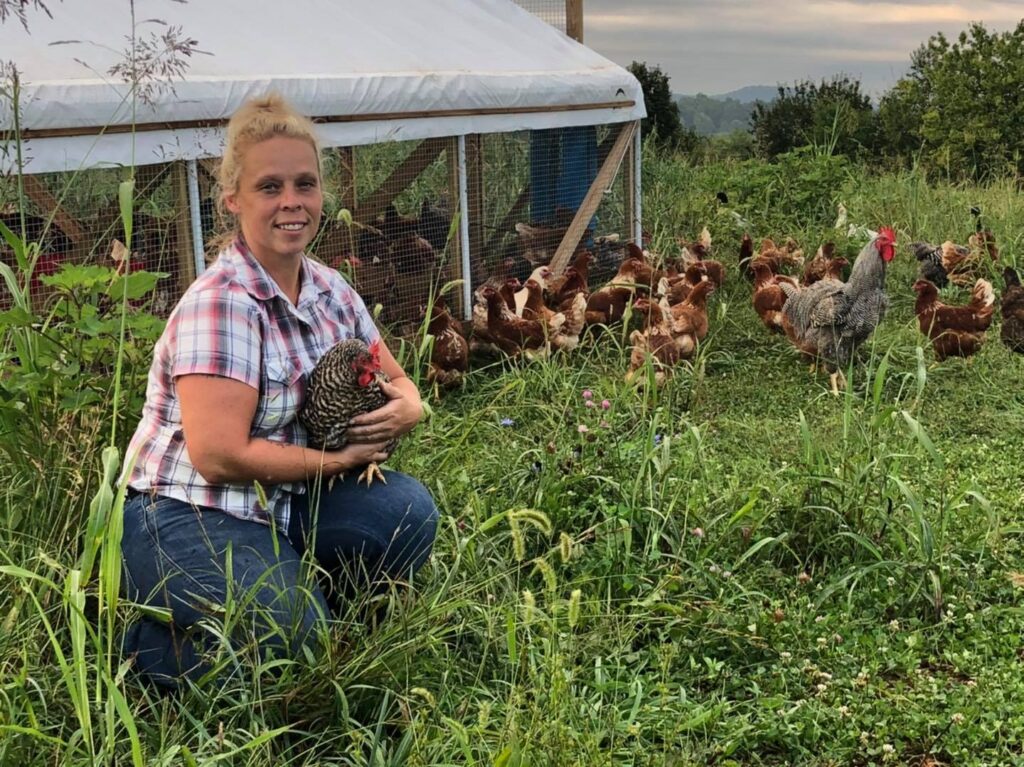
[225,135,323,264]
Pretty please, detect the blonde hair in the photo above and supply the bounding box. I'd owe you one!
[210,93,322,252]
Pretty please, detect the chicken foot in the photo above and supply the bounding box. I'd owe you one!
[829,369,847,396]
[358,461,388,487]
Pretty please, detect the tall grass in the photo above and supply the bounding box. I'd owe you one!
[2,145,1024,764]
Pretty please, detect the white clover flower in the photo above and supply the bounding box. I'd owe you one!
[838,705,850,717]
[952,713,965,725]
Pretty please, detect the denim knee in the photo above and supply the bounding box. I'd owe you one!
[382,472,439,574]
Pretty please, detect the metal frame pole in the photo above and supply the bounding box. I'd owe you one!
[185,159,206,277]
[457,135,473,320]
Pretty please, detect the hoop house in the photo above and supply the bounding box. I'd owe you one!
[1,0,645,324]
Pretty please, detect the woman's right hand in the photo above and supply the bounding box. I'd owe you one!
[322,440,391,477]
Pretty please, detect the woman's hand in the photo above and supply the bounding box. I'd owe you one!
[321,440,392,476]
[346,379,423,444]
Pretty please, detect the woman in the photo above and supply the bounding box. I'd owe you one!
[120,94,438,688]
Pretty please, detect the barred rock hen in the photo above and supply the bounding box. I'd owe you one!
[912,278,994,361]
[780,228,896,395]
[910,242,949,288]
[1001,267,1024,354]
[299,338,395,486]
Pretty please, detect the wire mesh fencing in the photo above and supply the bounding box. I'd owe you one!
[2,121,637,332]
[512,0,567,32]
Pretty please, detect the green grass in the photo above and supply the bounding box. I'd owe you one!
[2,152,1024,766]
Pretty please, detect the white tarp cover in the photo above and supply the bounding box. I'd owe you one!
[0,0,645,173]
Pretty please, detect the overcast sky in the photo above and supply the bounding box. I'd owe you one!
[582,1,1023,96]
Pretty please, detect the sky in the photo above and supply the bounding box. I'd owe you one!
[582,1,1023,97]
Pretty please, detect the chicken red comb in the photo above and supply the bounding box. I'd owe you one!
[879,227,896,243]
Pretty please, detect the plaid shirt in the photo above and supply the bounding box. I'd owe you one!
[124,239,380,531]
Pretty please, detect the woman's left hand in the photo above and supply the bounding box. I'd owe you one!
[346,379,423,443]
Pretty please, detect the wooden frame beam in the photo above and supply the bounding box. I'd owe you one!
[566,0,583,43]
[19,175,87,245]
[355,137,447,222]
[336,146,357,213]
[549,121,635,276]
[172,162,196,292]
[481,125,625,261]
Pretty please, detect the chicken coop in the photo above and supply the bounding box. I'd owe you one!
[0,0,645,331]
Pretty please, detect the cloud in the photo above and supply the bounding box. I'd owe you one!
[582,0,1022,94]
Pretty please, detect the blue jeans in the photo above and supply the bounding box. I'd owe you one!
[120,470,438,688]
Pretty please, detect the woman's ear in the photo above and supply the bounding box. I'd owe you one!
[223,192,240,216]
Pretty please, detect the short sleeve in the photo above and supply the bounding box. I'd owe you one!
[346,285,381,346]
[167,288,262,389]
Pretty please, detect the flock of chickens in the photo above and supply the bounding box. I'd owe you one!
[422,211,1024,394]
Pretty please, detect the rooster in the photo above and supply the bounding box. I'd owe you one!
[1001,267,1024,354]
[913,278,995,361]
[299,338,395,486]
[780,228,896,395]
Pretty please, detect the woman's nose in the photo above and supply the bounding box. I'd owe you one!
[280,184,303,210]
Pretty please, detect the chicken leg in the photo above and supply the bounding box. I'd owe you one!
[829,369,846,396]
[358,461,388,487]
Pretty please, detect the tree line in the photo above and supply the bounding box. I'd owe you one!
[629,21,1024,180]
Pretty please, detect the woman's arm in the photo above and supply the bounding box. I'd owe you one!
[178,374,390,485]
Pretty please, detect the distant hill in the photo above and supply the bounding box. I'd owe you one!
[710,85,778,103]
[674,85,778,135]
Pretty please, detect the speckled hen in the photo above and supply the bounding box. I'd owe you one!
[299,338,395,485]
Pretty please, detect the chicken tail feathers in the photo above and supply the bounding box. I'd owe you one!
[971,278,995,310]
